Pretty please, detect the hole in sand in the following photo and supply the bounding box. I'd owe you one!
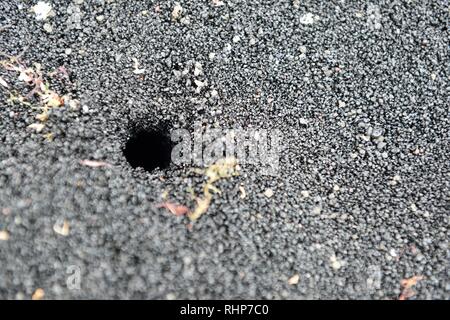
[124,127,173,172]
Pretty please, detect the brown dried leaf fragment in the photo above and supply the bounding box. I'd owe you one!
[399,275,424,300]
[156,202,190,216]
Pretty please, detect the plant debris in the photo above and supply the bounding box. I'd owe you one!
[0,56,76,137]
[190,197,210,221]
[399,275,424,300]
[188,157,239,221]
[79,160,112,168]
[156,202,190,216]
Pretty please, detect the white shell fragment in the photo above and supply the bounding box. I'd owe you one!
[32,1,53,21]
[300,12,319,25]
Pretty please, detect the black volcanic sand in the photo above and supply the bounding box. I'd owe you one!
[0,0,448,299]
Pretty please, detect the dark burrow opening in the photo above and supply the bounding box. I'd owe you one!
[123,128,173,172]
